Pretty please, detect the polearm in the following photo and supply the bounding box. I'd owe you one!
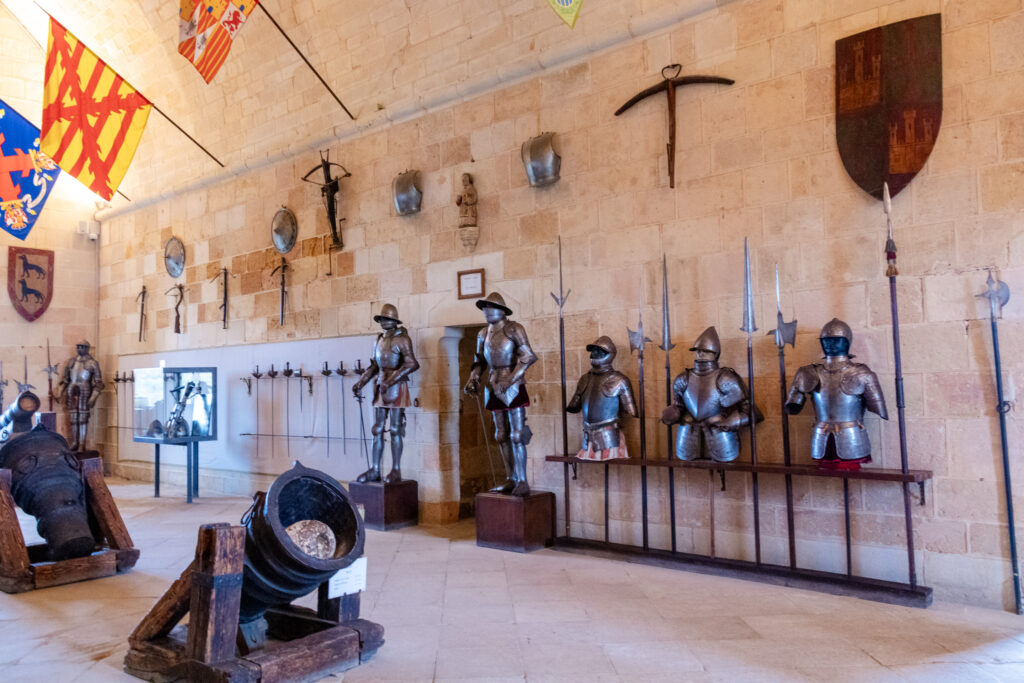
[629,312,653,551]
[768,264,798,569]
[658,255,678,553]
[740,238,762,565]
[43,338,59,411]
[550,236,573,537]
[883,182,917,588]
[271,257,289,326]
[136,285,147,342]
[977,270,1020,614]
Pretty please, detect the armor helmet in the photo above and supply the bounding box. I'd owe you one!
[586,336,617,364]
[475,292,513,316]
[689,326,721,359]
[76,340,90,351]
[373,303,402,325]
[820,318,852,356]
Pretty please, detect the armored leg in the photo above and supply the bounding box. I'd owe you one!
[508,407,532,497]
[67,388,82,451]
[384,408,406,483]
[357,407,388,483]
[490,411,515,494]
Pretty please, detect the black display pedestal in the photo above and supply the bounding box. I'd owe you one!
[347,480,419,531]
[475,491,555,553]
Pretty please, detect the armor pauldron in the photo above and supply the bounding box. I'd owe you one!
[521,132,561,187]
[393,169,423,216]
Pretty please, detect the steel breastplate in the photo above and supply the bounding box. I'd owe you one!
[374,334,403,371]
[580,373,622,425]
[483,327,516,368]
[682,369,724,421]
[811,365,866,424]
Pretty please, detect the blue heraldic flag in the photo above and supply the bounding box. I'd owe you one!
[0,98,60,240]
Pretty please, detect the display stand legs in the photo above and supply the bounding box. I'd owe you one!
[0,457,140,594]
[347,480,418,531]
[476,491,555,553]
[124,524,383,682]
[152,442,200,503]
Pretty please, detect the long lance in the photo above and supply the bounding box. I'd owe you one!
[658,255,678,553]
[629,311,653,551]
[977,270,1020,614]
[271,257,289,326]
[43,338,59,411]
[136,285,147,342]
[550,237,574,536]
[768,263,798,568]
[883,181,917,588]
[321,363,333,458]
[337,361,348,455]
[741,237,762,565]
[252,365,263,458]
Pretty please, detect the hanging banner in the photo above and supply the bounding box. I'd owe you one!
[0,98,60,240]
[835,14,942,199]
[547,0,583,29]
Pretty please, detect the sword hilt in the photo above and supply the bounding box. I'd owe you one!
[337,361,348,376]
[251,364,263,380]
[321,361,333,377]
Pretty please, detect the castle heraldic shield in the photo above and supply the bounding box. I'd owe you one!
[8,246,54,322]
[836,14,942,199]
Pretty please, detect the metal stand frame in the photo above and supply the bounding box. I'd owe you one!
[151,441,200,503]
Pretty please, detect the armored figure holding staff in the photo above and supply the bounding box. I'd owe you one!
[785,318,888,468]
[464,292,538,496]
[567,336,637,461]
[55,340,104,451]
[352,304,420,483]
[660,327,759,463]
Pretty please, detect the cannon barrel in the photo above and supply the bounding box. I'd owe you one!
[239,462,364,631]
[0,425,95,561]
[0,391,42,441]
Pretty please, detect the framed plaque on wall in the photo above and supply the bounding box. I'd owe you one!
[457,268,485,300]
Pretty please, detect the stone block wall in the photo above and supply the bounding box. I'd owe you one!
[9,0,1021,607]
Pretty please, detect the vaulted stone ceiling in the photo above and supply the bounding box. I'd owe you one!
[3,0,726,212]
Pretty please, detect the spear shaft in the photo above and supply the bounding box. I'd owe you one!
[629,313,653,551]
[659,255,677,553]
[550,236,573,537]
[883,182,917,589]
[770,264,798,568]
[741,238,761,565]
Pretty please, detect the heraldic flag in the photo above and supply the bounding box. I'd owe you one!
[547,0,584,29]
[178,1,258,83]
[41,18,151,201]
[0,98,60,240]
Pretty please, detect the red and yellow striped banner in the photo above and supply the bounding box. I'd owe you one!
[41,18,151,201]
[178,1,258,83]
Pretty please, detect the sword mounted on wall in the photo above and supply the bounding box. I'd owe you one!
[301,150,351,251]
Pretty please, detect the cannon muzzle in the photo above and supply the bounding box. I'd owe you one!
[0,425,95,561]
[238,462,364,646]
[0,391,42,442]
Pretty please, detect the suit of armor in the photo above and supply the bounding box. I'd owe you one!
[661,327,757,463]
[55,340,104,452]
[465,292,537,496]
[786,318,888,466]
[352,305,420,483]
[567,337,637,461]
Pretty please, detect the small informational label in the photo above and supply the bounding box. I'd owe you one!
[328,557,367,598]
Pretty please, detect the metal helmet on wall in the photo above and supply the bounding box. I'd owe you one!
[521,132,561,187]
[392,170,423,216]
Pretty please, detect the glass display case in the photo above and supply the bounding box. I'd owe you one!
[132,367,217,444]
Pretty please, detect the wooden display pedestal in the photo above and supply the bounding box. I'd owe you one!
[475,491,555,553]
[347,479,418,531]
[0,456,139,594]
[124,524,384,683]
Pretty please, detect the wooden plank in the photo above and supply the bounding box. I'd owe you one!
[123,639,188,683]
[244,625,360,683]
[544,455,933,482]
[0,469,31,586]
[80,457,138,567]
[317,585,360,623]
[31,549,117,588]
[186,524,245,666]
[130,559,196,646]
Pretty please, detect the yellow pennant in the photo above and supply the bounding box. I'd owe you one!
[547,0,583,29]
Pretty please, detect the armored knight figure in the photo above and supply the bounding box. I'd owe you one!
[464,292,538,496]
[661,326,759,463]
[352,304,421,483]
[55,340,104,451]
[785,318,888,468]
[567,336,637,461]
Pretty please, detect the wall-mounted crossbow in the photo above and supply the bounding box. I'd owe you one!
[301,149,351,251]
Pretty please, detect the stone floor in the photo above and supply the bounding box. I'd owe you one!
[2,479,1024,682]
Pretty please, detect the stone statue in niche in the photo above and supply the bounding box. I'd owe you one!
[785,318,888,469]
[55,340,104,451]
[456,172,479,250]
[464,292,537,496]
[352,304,420,483]
[660,326,760,463]
[566,336,637,461]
